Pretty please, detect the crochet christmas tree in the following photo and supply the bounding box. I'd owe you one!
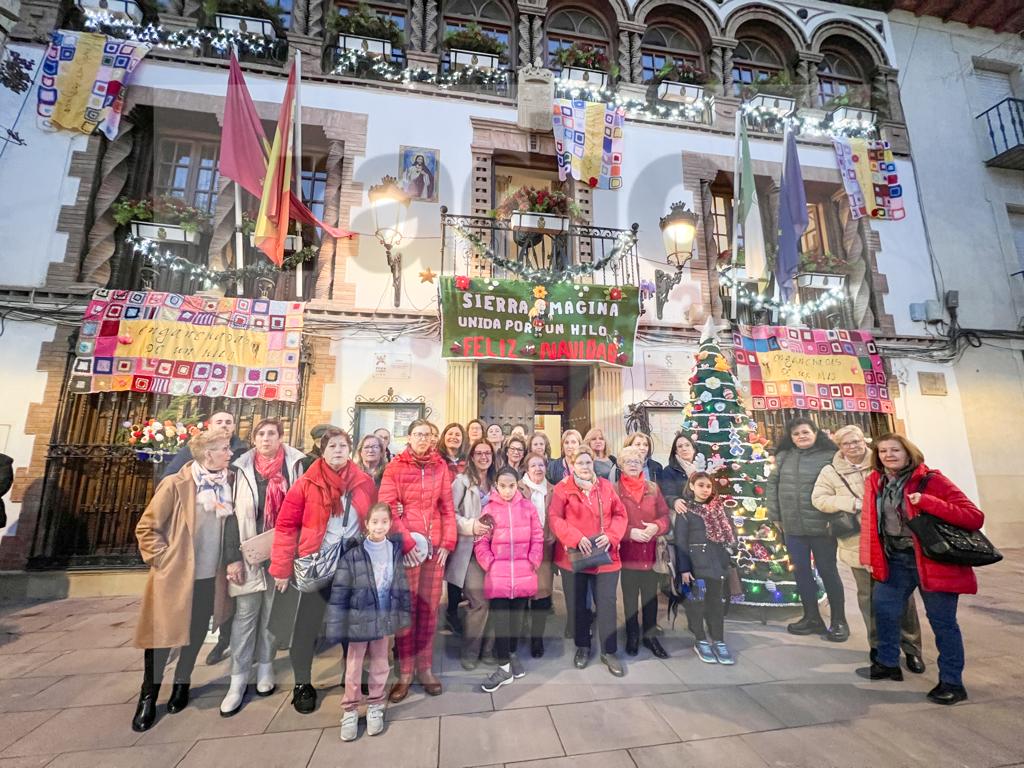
[680,319,800,607]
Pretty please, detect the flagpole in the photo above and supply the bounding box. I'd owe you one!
[232,47,244,296]
[293,49,304,299]
[729,109,742,320]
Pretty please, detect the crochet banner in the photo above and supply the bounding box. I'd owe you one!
[70,290,305,402]
[732,325,894,414]
[552,99,625,190]
[832,138,905,221]
[36,30,151,140]
[440,276,639,366]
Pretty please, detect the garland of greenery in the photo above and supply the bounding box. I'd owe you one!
[128,236,289,285]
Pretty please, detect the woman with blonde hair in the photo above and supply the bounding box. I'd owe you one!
[528,432,552,461]
[547,429,583,484]
[608,432,664,483]
[583,427,616,479]
[356,434,387,488]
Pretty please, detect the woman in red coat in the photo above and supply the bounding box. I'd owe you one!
[549,446,628,677]
[859,433,984,705]
[268,428,376,715]
[615,445,671,660]
[378,419,458,702]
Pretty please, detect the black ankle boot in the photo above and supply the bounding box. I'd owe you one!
[131,684,160,732]
[625,630,640,657]
[166,683,190,714]
[787,615,826,635]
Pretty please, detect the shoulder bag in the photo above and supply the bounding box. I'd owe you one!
[293,493,353,592]
[905,473,1002,567]
[567,491,613,572]
[825,467,862,539]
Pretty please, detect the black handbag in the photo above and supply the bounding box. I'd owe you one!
[825,467,861,538]
[566,491,613,572]
[905,473,1002,568]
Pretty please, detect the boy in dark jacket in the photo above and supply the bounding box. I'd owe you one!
[326,503,412,742]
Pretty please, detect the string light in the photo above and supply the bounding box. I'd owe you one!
[739,101,877,139]
[553,81,711,124]
[718,268,848,320]
[83,10,284,56]
[127,236,281,286]
[331,49,511,90]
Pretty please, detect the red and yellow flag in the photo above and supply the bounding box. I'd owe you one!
[253,62,296,267]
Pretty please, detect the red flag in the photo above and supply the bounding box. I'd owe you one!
[254,62,295,266]
[218,54,353,243]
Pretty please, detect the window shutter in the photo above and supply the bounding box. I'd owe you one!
[1010,212,1024,272]
[975,70,1014,108]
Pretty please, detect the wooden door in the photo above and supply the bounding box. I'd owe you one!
[478,365,534,434]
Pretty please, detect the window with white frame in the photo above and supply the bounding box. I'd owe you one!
[731,38,783,96]
[640,24,702,83]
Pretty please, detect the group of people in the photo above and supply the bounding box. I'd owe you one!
[129,410,986,742]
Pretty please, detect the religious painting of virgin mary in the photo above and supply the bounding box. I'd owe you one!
[399,146,439,202]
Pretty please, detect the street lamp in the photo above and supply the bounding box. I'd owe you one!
[653,201,699,320]
[368,175,411,307]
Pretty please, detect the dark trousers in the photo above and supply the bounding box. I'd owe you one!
[446,582,463,624]
[143,577,215,688]
[527,596,551,640]
[683,576,726,642]
[213,614,234,649]
[289,585,331,685]
[620,568,660,639]
[490,597,529,663]
[875,549,964,686]
[573,570,619,654]
[785,534,846,623]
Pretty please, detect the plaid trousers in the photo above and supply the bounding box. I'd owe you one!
[395,553,445,677]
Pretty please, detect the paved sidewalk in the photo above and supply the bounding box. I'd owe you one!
[0,553,1022,768]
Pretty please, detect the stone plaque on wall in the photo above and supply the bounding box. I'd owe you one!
[918,371,948,396]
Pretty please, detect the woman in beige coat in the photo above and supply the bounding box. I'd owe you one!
[811,425,924,673]
[132,431,234,733]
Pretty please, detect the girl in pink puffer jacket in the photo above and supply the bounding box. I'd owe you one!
[474,467,544,692]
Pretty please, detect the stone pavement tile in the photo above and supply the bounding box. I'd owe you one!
[0,678,61,713]
[581,657,689,699]
[739,643,865,682]
[134,689,287,746]
[549,696,678,755]
[0,711,58,753]
[649,687,784,742]
[0,653,61,680]
[941,697,1024,754]
[44,742,193,768]
[440,706,563,768]
[388,685,494,722]
[0,633,65,655]
[309,716,440,768]
[508,749,636,768]
[28,648,140,677]
[266,689,345,733]
[739,680,933,728]
[490,681,598,710]
[630,736,770,768]
[0,756,54,768]
[0,617,62,635]
[961,654,1024,702]
[177,729,321,768]
[661,648,776,689]
[32,627,135,653]
[741,720,909,767]
[41,612,136,634]
[26,671,141,710]
[2,703,138,757]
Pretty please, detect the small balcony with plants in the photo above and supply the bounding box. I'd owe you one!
[438,23,514,97]
[645,61,715,125]
[551,42,616,90]
[324,2,406,77]
[976,97,1024,170]
[196,0,289,64]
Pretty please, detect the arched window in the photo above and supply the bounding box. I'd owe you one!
[640,24,701,82]
[336,1,407,41]
[818,49,864,104]
[731,37,783,96]
[444,0,512,50]
[546,8,608,67]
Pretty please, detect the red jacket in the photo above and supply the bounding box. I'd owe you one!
[617,480,671,571]
[860,464,984,595]
[379,447,458,555]
[548,476,628,574]
[269,459,377,580]
[474,492,544,600]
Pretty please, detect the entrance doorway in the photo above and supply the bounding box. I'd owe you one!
[478,363,592,455]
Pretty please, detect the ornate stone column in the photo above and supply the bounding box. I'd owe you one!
[516,1,546,67]
[81,119,136,286]
[796,52,823,108]
[408,0,424,51]
[314,139,347,300]
[873,64,904,123]
[711,36,737,98]
[446,360,479,426]
[834,190,875,329]
[591,365,625,451]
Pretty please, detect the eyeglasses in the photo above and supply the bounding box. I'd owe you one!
[507,446,523,453]
[623,459,643,466]
[472,451,492,458]
[410,431,432,440]
[840,440,865,447]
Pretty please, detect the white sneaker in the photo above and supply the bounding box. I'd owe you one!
[256,662,276,695]
[366,703,385,736]
[340,710,359,742]
[220,674,247,717]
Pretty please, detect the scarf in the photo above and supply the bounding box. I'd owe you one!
[619,473,646,504]
[571,472,595,495]
[677,458,700,478]
[521,476,549,526]
[880,465,914,532]
[192,462,233,519]
[318,459,353,517]
[254,447,288,531]
[684,496,734,544]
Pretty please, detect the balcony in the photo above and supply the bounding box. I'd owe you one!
[977,98,1024,170]
[440,208,640,288]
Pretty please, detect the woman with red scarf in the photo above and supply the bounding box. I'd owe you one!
[268,428,376,715]
[220,419,307,716]
[379,419,458,702]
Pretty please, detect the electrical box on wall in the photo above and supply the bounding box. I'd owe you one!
[909,300,944,323]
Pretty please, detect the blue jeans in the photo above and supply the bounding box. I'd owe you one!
[874,549,964,686]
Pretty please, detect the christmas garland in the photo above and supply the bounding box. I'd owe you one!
[331,49,511,90]
[128,236,281,285]
[739,100,877,140]
[718,268,848,320]
[83,10,285,56]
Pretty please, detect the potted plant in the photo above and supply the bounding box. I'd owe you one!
[742,71,798,116]
[653,61,712,104]
[121,415,205,464]
[114,195,211,244]
[326,2,403,60]
[202,0,286,39]
[443,23,506,72]
[553,42,612,88]
[824,87,876,127]
[491,186,582,235]
[241,211,302,252]
[795,251,848,290]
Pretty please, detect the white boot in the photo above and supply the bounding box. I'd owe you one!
[256,662,276,696]
[220,674,247,717]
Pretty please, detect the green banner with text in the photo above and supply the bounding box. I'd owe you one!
[440,276,640,366]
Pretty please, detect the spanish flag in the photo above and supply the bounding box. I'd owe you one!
[253,62,296,267]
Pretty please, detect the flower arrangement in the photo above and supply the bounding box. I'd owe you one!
[553,42,610,72]
[490,186,582,220]
[326,2,403,47]
[443,23,506,56]
[742,71,800,99]
[654,60,711,86]
[821,86,872,110]
[798,251,847,274]
[113,195,211,235]
[123,417,206,462]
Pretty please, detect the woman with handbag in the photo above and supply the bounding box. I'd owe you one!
[131,431,234,732]
[616,446,671,659]
[519,454,556,657]
[859,434,984,705]
[766,417,848,642]
[549,447,628,677]
[812,425,924,674]
[268,427,376,715]
[219,418,307,717]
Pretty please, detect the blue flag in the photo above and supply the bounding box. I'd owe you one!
[776,129,808,302]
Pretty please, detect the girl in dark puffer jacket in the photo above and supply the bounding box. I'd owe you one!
[326,503,412,742]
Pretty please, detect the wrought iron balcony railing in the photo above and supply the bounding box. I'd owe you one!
[977,97,1024,170]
